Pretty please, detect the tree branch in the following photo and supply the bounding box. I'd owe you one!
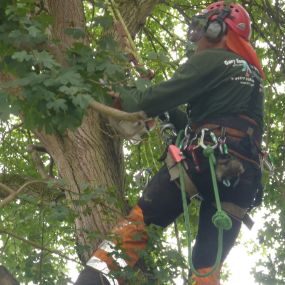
[0,183,14,196]
[0,180,45,208]
[26,145,55,179]
[27,147,50,179]
[88,99,147,121]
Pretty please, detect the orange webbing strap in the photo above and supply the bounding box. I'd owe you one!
[192,267,221,285]
[92,205,148,271]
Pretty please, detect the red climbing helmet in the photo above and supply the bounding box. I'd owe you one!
[188,1,265,78]
[205,1,251,41]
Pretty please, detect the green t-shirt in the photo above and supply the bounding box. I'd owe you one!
[120,48,264,129]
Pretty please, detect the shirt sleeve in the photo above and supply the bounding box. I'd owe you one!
[167,108,188,131]
[120,54,208,117]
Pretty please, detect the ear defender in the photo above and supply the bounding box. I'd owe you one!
[188,6,232,43]
[205,6,231,42]
[205,19,227,42]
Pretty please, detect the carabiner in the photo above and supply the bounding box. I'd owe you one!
[160,123,177,145]
[181,124,193,150]
[199,128,218,150]
[262,151,275,176]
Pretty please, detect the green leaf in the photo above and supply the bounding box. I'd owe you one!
[58,70,83,86]
[11,50,33,62]
[8,29,22,40]
[59,85,80,96]
[96,60,123,77]
[65,27,85,39]
[27,25,41,37]
[94,15,113,28]
[34,13,53,27]
[33,50,59,69]
[0,92,11,120]
[146,51,170,63]
[72,94,92,109]
[134,78,151,91]
[46,98,68,112]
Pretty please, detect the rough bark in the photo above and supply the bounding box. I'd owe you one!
[117,0,160,37]
[0,266,19,285]
[33,0,160,262]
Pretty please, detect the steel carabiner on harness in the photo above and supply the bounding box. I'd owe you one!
[217,128,231,187]
[160,123,177,145]
[187,144,201,172]
[198,128,218,152]
[218,127,229,156]
[261,151,275,177]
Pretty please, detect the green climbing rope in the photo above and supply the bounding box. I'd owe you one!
[176,131,232,278]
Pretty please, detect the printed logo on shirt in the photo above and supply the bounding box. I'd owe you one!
[224,58,249,71]
[224,58,255,87]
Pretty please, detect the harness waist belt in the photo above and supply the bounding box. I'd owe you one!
[194,115,262,145]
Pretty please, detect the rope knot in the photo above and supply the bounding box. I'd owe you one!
[212,210,232,230]
[203,146,214,157]
[203,147,216,164]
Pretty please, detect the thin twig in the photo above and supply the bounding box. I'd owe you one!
[0,228,80,265]
[142,27,169,80]
[0,180,45,208]
[0,122,23,144]
[149,15,187,44]
[143,27,178,68]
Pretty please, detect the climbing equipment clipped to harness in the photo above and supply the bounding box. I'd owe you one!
[166,129,232,278]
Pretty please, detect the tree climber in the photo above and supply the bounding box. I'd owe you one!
[75,1,265,284]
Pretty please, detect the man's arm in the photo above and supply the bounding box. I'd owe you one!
[119,57,206,118]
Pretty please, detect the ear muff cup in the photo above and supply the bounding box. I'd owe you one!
[205,20,227,42]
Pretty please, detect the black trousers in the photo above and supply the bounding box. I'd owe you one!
[138,137,262,269]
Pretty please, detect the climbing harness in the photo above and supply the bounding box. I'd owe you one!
[162,115,268,279]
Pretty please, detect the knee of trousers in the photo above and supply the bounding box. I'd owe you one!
[192,267,221,285]
[86,205,148,281]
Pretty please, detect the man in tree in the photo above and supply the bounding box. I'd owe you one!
[76,1,264,284]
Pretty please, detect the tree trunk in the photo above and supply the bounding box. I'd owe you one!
[0,266,20,285]
[34,0,160,262]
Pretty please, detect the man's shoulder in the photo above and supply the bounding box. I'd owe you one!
[192,48,239,61]
[188,48,239,72]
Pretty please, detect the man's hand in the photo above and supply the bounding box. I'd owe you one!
[104,81,156,142]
